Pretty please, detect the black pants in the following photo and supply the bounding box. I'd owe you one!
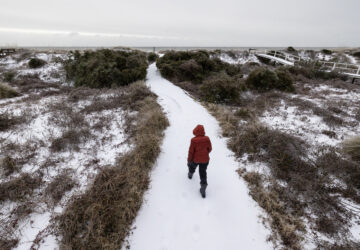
[189,162,209,185]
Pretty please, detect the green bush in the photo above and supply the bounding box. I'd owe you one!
[28,58,46,68]
[147,52,159,63]
[288,63,347,81]
[321,49,332,55]
[2,71,16,82]
[353,51,360,58]
[246,68,294,92]
[156,50,239,84]
[64,49,148,88]
[275,69,295,92]
[199,73,243,103]
[287,47,296,52]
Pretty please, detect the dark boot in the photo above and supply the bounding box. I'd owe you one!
[188,172,193,179]
[200,184,207,198]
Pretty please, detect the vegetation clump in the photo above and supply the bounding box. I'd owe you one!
[28,58,46,68]
[287,46,297,52]
[57,82,169,249]
[147,52,159,63]
[342,136,360,162]
[288,63,346,81]
[0,82,20,99]
[353,51,360,58]
[157,50,241,84]
[321,49,332,55]
[64,49,148,88]
[0,173,42,202]
[245,67,294,92]
[2,71,16,82]
[199,73,244,104]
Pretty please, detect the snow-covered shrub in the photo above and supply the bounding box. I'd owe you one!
[246,68,294,92]
[28,58,46,68]
[64,49,148,88]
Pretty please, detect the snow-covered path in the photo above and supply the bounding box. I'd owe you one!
[125,64,270,250]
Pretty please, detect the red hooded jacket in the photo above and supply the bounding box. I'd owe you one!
[188,125,212,163]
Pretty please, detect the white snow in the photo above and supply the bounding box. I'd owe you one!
[217,52,260,65]
[0,52,67,83]
[124,64,271,250]
[0,91,130,248]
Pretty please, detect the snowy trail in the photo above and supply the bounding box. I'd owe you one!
[125,64,270,250]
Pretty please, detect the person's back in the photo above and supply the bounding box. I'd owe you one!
[187,124,212,198]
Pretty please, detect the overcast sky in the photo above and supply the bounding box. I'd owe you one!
[0,0,359,47]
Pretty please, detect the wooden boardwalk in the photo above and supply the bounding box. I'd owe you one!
[251,49,360,79]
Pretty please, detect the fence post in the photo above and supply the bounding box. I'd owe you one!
[274,51,277,57]
[332,63,336,71]
[357,66,360,75]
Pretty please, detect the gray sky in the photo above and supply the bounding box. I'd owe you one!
[0,0,359,47]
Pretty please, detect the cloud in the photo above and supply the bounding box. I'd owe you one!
[0,27,185,41]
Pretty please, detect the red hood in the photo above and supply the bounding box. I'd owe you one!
[193,125,205,137]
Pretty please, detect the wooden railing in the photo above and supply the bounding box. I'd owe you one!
[250,49,360,78]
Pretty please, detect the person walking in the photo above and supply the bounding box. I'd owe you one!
[187,124,212,198]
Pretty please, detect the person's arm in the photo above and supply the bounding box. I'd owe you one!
[188,139,195,163]
[207,138,212,153]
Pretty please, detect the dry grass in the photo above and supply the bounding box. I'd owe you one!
[0,156,20,177]
[206,104,360,249]
[45,170,77,205]
[0,112,28,132]
[57,82,169,249]
[0,173,43,202]
[50,128,92,152]
[0,82,20,99]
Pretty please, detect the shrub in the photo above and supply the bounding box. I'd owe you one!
[288,63,346,81]
[156,50,237,84]
[342,136,360,162]
[353,51,360,58]
[147,52,158,63]
[287,47,297,52]
[321,49,332,55]
[274,69,295,92]
[2,71,16,82]
[246,68,294,92]
[0,82,20,99]
[28,58,46,68]
[200,73,242,103]
[64,49,148,88]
